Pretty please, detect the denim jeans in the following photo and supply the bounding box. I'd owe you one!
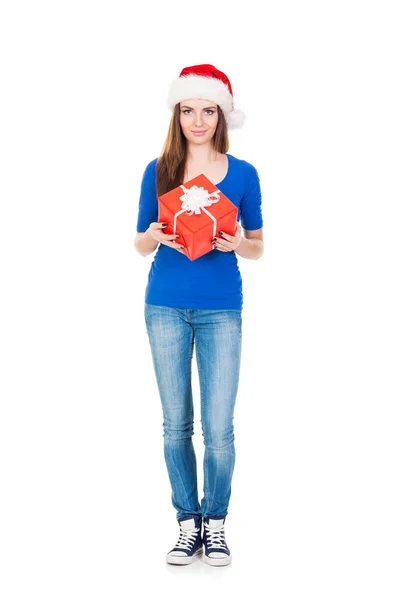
[144,302,242,521]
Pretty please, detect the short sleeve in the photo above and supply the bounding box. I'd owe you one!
[136,159,158,233]
[240,162,263,230]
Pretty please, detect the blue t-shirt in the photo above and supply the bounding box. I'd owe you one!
[136,152,263,310]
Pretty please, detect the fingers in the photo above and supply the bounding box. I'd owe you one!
[213,240,229,252]
[218,224,241,242]
[215,223,241,251]
[215,231,233,248]
[151,221,167,230]
[173,240,186,252]
[218,230,231,242]
[166,240,186,252]
[151,223,181,243]
[156,223,181,242]
[213,233,237,252]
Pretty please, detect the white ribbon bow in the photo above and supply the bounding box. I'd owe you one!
[179,185,220,214]
[173,184,221,239]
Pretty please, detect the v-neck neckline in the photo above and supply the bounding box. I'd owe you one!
[214,153,230,186]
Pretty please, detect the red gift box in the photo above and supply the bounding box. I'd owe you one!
[158,174,238,261]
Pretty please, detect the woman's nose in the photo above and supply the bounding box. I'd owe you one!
[193,112,203,126]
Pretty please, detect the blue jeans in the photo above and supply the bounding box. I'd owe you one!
[144,303,242,521]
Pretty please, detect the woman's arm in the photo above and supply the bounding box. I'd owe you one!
[235,228,264,260]
[134,223,184,257]
[214,223,264,260]
[134,228,159,257]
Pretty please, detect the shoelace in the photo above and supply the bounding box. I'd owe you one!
[174,524,200,550]
[204,523,227,549]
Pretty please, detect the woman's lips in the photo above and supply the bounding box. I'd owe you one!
[192,130,207,136]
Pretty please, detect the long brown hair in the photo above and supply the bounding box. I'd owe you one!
[155,104,229,197]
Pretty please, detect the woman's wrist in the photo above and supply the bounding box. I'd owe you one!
[135,227,159,256]
[235,236,264,260]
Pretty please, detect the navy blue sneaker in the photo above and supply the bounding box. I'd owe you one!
[202,516,232,566]
[166,515,203,565]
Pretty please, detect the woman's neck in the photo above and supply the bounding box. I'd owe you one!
[186,143,220,164]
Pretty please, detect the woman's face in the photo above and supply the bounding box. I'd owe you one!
[179,99,219,144]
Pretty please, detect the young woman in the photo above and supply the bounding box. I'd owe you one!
[134,64,264,567]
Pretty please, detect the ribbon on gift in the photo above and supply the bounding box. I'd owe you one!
[173,184,221,239]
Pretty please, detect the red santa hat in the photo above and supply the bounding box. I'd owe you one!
[166,64,246,130]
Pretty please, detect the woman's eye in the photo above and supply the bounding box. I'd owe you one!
[182,110,215,115]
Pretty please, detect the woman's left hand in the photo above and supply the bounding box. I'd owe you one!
[212,222,242,252]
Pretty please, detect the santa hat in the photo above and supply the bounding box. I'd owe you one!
[166,64,246,129]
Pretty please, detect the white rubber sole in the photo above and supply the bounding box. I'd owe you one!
[166,547,203,565]
[203,553,232,566]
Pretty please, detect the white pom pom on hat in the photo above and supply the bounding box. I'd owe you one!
[167,64,246,130]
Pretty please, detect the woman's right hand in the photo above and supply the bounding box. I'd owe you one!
[147,222,185,253]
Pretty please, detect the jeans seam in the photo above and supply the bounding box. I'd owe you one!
[196,347,208,510]
[188,328,194,424]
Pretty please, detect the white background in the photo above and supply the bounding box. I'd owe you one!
[1,0,399,598]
